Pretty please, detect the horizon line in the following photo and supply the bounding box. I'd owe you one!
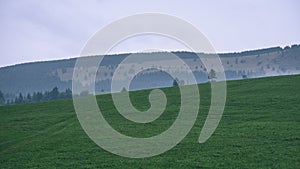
[0,43,298,69]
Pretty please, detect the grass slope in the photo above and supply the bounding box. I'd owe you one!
[0,75,299,168]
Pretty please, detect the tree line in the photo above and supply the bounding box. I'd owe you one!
[0,87,72,106]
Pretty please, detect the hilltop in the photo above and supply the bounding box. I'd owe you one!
[0,45,299,100]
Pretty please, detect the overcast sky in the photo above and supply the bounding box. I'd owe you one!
[0,0,299,67]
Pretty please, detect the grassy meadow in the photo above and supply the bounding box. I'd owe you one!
[0,75,299,168]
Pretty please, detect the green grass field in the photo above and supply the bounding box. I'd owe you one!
[1,75,299,168]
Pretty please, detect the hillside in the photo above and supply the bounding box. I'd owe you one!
[0,45,299,100]
[0,74,299,168]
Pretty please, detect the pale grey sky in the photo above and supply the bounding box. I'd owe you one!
[0,0,299,67]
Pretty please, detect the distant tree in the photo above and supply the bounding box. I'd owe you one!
[291,44,300,49]
[121,87,127,92]
[59,88,72,99]
[65,88,72,98]
[242,75,248,79]
[26,93,32,103]
[15,93,24,104]
[19,93,24,103]
[0,90,5,105]
[49,87,59,100]
[35,92,43,102]
[173,78,179,87]
[208,69,217,82]
[43,91,50,101]
[284,46,290,50]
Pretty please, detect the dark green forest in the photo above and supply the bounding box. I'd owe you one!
[0,87,72,106]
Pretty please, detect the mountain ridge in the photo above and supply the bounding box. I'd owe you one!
[1,45,297,69]
[0,44,299,100]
